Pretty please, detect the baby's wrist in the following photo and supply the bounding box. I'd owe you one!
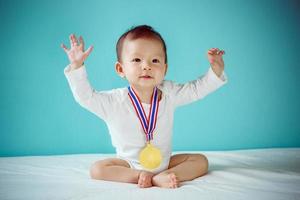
[70,62,83,70]
[211,66,223,77]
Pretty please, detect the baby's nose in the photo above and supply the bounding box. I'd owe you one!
[142,63,151,70]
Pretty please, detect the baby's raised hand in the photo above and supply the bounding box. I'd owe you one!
[207,48,225,77]
[61,34,93,70]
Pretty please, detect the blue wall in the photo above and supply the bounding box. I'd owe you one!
[1,0,300,156]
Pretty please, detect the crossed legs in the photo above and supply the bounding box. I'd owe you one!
[90,153,208,188]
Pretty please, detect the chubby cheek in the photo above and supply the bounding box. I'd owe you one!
[160,66,167,76]
[125,67,139,77]
[156,71,166,81]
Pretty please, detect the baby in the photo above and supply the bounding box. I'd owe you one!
[62,25,227,189]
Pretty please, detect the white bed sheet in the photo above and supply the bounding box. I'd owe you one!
[0,148,299,200]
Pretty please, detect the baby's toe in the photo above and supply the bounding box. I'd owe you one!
[140,177,146,187]
[138,172,154,188]
[144,176,152,187]
[169,173,179,188]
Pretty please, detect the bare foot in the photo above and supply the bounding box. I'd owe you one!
[152,172,180,188]
[138,171,155,188]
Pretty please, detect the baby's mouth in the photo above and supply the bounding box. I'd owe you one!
[139,75,153,79]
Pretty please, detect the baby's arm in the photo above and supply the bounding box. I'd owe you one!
[62,34,111,121]
[163,48,227,107]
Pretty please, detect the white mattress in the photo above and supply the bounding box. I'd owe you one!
[0,148,299,200]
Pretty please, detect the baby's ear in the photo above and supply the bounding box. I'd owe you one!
[115,61,125,78]
[164,63,168,76]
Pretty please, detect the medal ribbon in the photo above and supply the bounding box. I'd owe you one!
[128,86,159,142]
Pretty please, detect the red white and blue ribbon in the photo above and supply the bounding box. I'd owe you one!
[128,86,159,142]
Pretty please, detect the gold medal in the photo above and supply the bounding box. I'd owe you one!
[139,142,162,170]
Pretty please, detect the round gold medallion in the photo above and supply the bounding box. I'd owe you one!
[139,143,162,170]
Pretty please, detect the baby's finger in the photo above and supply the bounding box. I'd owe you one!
[69,34,73,47]
[209,49,219,55]
[61,43,69,53]
[217,50,225,55]
[83,46,94,58]
[211,48,219,54]
[69,34,76,47]
[71,34,79,47]
[216,48,224,55]
[79,36,85,50]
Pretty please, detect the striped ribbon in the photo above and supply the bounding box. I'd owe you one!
[128,86,159,142]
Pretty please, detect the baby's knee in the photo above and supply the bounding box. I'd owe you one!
[201,154,209,171]
[89,160,109,180]
[193,154,209,173]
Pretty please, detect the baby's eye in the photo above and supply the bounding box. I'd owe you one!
[132,58,141,62]
[152,59,160,63]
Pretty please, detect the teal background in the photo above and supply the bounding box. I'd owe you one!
[1,0,299,156]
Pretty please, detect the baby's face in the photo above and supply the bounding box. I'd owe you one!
[117,38,167,90]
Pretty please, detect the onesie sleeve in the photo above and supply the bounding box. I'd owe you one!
[161,67,228,107]
[64,64,114,121]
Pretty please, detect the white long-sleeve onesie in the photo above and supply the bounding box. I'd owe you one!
[64,65,228,173]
